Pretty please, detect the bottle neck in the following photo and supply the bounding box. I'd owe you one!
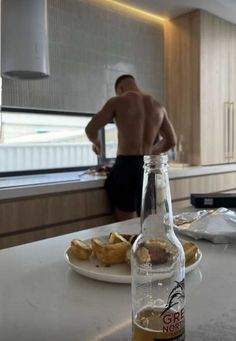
[141,155,174,240]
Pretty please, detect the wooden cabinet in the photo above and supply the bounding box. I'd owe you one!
[0,188,114,249]
[170,171,236,212]
[1,169,235,249]
[200,11,230,165]
[229,25,236,162]
[164,11,201,165]
[165,10,236,165]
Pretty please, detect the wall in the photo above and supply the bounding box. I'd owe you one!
[2,0,164,113]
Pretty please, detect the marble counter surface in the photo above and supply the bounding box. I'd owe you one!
[168,163,236,179]
[0,163,235,200]
[0,218,236,341]
[0,171,105,199]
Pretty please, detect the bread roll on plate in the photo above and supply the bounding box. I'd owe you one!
[109,232,128,244]
[181,240,199,265]
[71,239,92,260]
[91,238,130,265]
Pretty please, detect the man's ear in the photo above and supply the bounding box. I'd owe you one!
[116,87,121,96]
[119,86,124,94]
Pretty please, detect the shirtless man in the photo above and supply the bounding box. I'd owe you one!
[85,74,177,221]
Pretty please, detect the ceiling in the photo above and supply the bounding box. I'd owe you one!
[121,0,236,24]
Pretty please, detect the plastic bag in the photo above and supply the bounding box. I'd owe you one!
[174,208,236,243]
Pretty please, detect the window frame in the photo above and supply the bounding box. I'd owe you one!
[0,106,107,177]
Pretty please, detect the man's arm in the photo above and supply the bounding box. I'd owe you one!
[152,107,177,154]
[85,98,116,155]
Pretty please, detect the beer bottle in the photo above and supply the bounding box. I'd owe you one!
[131,155,185,341]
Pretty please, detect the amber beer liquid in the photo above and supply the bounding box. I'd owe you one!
[131,155,185,341]
[133,307,185,341]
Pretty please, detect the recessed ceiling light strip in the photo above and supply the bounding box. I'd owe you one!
[88,0,166,24]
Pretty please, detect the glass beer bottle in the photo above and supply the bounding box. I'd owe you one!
[131,155,185,341]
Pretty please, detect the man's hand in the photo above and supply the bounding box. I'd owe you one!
[92,140,101,156]
[152,107,177,154]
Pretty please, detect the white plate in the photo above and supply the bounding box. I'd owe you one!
[64,238,202,284]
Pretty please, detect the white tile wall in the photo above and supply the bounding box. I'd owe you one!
[2,0,164,113]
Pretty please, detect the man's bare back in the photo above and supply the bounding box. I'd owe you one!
[114,91,174,155]
[85,75,176,221]
[85,91,176,156]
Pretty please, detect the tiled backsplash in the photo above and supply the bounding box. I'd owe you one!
[2,0,164,113]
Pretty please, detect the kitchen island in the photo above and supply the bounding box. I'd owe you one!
[0,217,235,341]
[0,163,236,249]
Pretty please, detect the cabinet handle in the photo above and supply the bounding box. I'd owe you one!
[228,102,232,159]
[0,110,2,142]
[231,102,235,158]
[0,78,2,142]
[224,102,229,159]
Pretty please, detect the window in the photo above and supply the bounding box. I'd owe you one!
[0,108,99,174]
[104,123,118,160]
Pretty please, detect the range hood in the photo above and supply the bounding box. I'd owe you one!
[1,0,50,80]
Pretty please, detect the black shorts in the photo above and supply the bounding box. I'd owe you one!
[104,155,144,215]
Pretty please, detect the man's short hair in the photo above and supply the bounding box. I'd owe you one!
[114,74,135,91]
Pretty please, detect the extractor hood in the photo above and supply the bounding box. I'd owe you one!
[1,0,50,80]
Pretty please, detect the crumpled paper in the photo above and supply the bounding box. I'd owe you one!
[174,208,236,243]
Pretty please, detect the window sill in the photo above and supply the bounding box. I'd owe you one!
[0,171,106,200]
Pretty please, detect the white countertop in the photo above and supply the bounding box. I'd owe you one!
[169,162,236,179]
[0,171,105,200]
[0,218,236,341]
[0,163,236,200]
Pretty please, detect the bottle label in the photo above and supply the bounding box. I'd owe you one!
[132,321,185,341]
[161,308,185,334]
[133,280,185,341]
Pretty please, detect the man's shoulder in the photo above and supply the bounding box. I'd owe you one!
[106,96,118,104]
[154,100,164,111]
[142,95,163,109]
[103,96,119,109]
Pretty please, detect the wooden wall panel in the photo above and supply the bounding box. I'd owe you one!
[164,11,201,165]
